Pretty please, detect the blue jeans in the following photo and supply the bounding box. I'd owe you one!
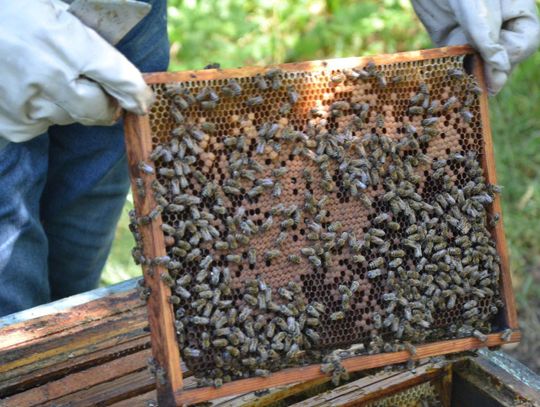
[0,0,169,317]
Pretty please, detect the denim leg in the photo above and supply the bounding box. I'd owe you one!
[41,0,169,300]
[44,152,131,300]
[0,137,50,316]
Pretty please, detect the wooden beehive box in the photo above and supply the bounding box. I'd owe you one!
[124,46,519,406]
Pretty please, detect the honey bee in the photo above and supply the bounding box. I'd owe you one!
[243,293,258,307]
[372,213,390,225]
[408,106,424,116]
[199,255,213,270]
[279,102,292,115]
[183,347,201,358]
[220,309,236,328]
[200,100,217,110]
[330,100,351,111]
[287,86,299,104]
[422,117,438,127]
[274,231,288,247]
[376,114,385,128]
[170,104,185,123]
[308,255,322,267]
[330,73,346,84]
[391,75,402,84]
[368,257,385,269]
[460,108,473,123]
[223,185,241,195]
[447,68,464,80]
[376,73,387,88]
[366,268,384,280]
[259,216,273,233]
[254,73,268,90]
[369,313,382,330]
[287,254,301,264]
[273,182,282,197]
[246,95,264,107]
[246,248,257,266]
[305,328,321,343]
[223,78,242,97]
[327,221,342,233]
[330,311,345,321]
[500,328,513,342]
[224,137,238,148]
[138,161,154,175]
[442,96,458,111]
[264,249,281,261]
[266,74,281,90]
[238,306,252,323]
[473,329,488,342]
[424,99,440,115]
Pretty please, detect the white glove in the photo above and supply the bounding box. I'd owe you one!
[0,0,154,143]
[411,0,540,95]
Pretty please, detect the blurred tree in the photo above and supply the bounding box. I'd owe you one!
[166,0,430,71]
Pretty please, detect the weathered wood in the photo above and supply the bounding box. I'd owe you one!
[0,279,139,329]
[2,349,152,406]
[0,284,148,398]
[212,377,330,407]
[109,389,157,407]
[0,281,143,351]
[40,370,155,407]
[0,336,150,398]
[475,350,540,404]
[124,113,184,406]
[0,307,147,384]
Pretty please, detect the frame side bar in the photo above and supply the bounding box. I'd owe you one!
[144,45,475,84]
[471,54,518,329]
[124,113,183,406]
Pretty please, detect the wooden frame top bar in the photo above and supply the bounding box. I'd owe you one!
[144,45,475,84]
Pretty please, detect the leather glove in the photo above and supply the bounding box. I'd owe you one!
[0,0,154,143]
[411,0,540,95]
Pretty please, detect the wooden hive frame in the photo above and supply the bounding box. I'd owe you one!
[123,45,519,406]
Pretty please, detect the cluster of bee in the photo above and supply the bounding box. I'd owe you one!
[130,59,509,387]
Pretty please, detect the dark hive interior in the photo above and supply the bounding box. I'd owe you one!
[130,52,506,387]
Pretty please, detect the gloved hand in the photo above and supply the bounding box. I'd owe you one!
[411,0,540,95]
[0,0,154,143]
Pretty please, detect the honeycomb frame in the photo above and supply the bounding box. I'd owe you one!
[123,45,519,406]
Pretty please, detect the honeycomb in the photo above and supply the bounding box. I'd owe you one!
[130,50,504,385]
[366,381,441,407]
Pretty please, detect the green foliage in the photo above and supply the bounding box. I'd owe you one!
[101,197,137,286]
[490,51,540,305]
[102,1,540,318]
[166,0,430,71]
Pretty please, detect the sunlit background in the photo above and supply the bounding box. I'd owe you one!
[102,0,540,373]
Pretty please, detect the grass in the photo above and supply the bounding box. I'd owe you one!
[100,0,540,371]
[489,52,540,372]
[491,51,540,305]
